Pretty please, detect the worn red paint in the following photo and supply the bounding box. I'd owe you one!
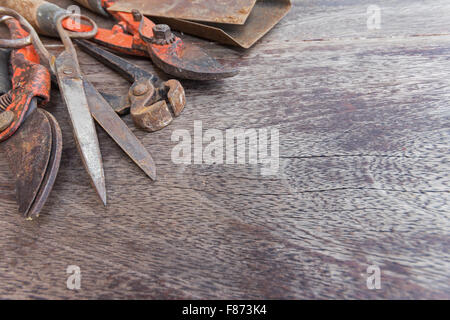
[64,0,238,80]
[0,18,51,142]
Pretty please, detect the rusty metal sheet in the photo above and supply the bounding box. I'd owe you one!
[111,0,291,48]
[109,0,258,25]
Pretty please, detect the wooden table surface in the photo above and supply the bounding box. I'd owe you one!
[0,0,449,299]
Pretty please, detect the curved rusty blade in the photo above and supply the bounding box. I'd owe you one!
[26,109,62,220]
[83,79,157,180]
[148,39,239,80]
[55,51,107,205]
[2,102,52,217]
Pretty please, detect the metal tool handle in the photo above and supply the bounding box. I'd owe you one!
[0,0,63,36]
[0,7,97,74]
[0,16,31,48]
[49,13,97,77]
[56,13,98,56]
[0,0,98,37]
[0,7,51,67]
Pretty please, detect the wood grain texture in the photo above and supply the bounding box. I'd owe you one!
[0,0,449,299]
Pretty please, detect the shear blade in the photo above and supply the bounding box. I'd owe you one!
[55,54,107,206]
[26,110,63,219]
[2,107,52,217]
[148,40,239,80]
[83,79,157,180]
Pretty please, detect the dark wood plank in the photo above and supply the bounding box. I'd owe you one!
[0,0,448,299]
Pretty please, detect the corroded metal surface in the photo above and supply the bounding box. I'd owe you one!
[151,0,292,48]
[83,79,157,180]
[68,1,239,80]
[0,0,46,34]
[0,13,60,219]
[26,109,62,220]
[128,79,174,132]
[55,51,106,205]
[164,79,185,117]
[2,105,52,217]
[145,29,239,80]
[76,39,186,131]
[109,0,257,25]
[0,17,50,142]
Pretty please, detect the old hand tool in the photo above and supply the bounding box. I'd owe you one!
[105,0,292,49]
[0,7,157,191]
[0,5,107,204]
[76,39,185,132]
[0,16,62,219]
[66,0,239,80]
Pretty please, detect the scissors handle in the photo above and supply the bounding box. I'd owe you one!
[0,7,52,70]
[0,16,31,48]
[55,13,98,66]
[0,6,97,75]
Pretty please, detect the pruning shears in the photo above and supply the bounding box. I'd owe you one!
[0,14,62,219]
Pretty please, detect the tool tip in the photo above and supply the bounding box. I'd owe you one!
[99,190,107,206]
[145,167,157,181]
[139,159,157,181]
[92,178,107,206]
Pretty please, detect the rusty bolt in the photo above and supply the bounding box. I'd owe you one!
[133,83,149,96]
[132,9,143,22]
[153,24,173,41]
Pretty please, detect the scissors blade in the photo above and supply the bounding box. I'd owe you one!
[83,79,157,181]
[55,53,107,205]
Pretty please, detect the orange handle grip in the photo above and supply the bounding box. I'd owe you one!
[0,16,51,142]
